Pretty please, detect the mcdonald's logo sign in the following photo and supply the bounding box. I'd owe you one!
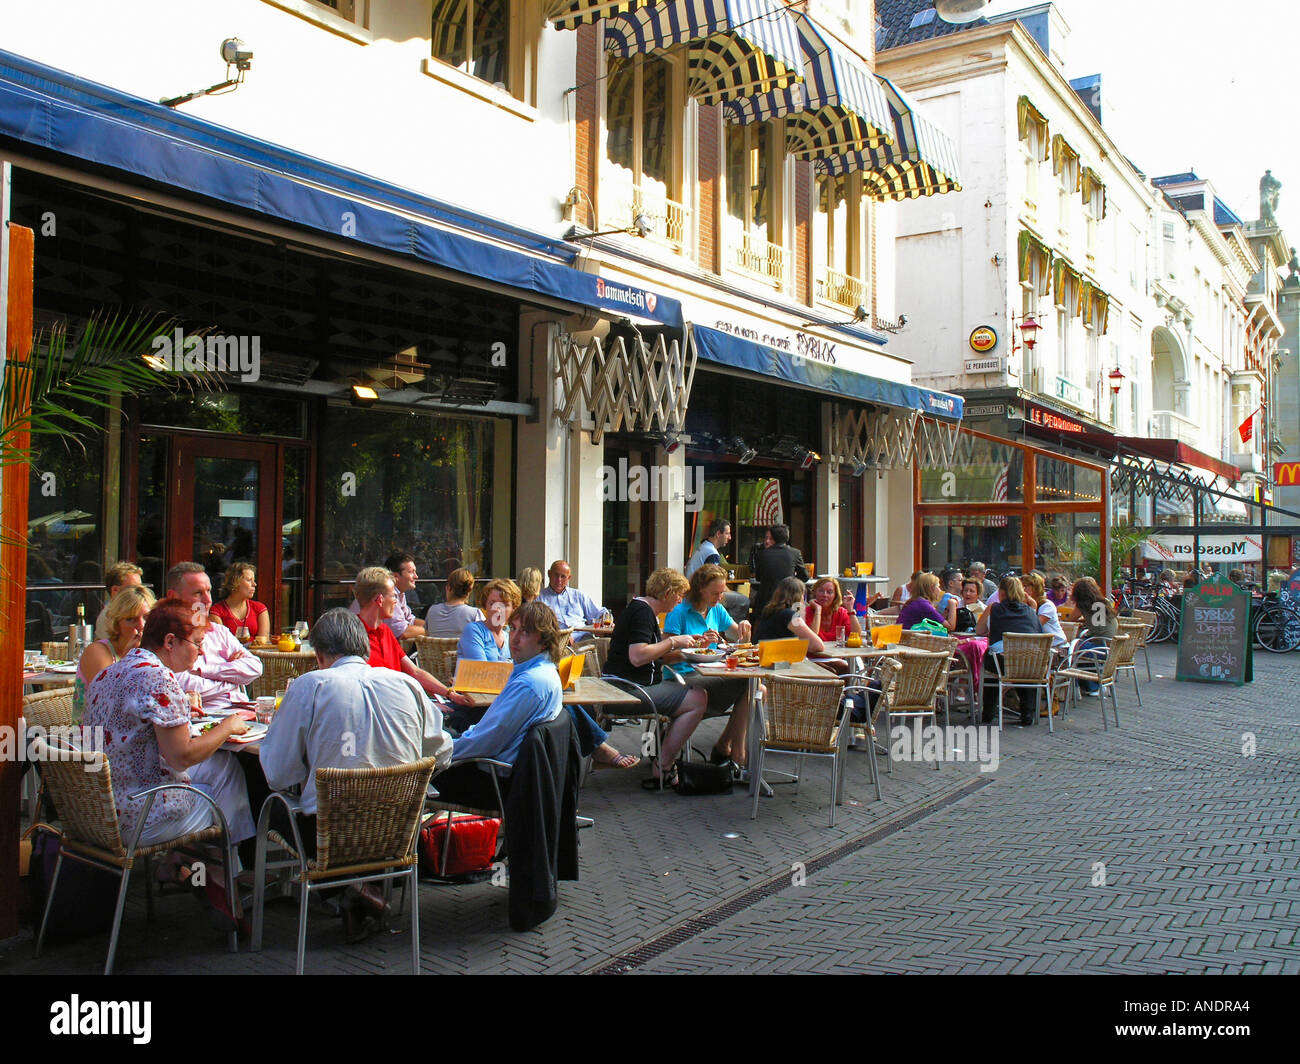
[1276,462,1300,486]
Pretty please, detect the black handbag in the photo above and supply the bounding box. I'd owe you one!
[674,761,734,796]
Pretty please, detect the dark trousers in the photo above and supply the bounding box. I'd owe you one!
[981,651,1038,719]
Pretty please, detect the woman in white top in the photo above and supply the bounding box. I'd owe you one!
[425,567,483,637]
[1022,571,1066,649]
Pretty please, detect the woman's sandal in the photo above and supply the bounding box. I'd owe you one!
[640,757,679,791]
[593,745,641,769]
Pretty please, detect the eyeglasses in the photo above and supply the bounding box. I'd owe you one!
[187,637,206,649]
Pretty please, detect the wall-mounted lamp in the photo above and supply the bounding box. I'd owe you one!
[797,448,823,470]
[162,38,254,107]
[801,304,869,329]
[1108,366,1125,395]
[349,383,379,408]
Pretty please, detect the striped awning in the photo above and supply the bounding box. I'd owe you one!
[722,12,894,162]
[546,0,657,30]
[602,0,805,107]
[820,76,961,199]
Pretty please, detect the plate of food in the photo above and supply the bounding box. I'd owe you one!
[679,647,726,663]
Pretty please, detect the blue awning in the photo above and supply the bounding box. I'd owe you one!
[724,12,894,163]
[0,48,684,326]
[690,324,962,420]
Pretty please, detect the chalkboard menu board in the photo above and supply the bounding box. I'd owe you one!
[1176,576,1251,685]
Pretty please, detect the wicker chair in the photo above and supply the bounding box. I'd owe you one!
[873,650,949,773]
[1059,621,1080,645]
[1052,634,1131,730]
[42,641,69,660]
[32,736,240,975]
[251,757,437,975]
[1115,621,1148,705]
[751,675,847,827]
[596,675,675,789]
[413,637,460,685]
[983,633,1056,732]
[248,650,318,700]
[22,688,77,826]
[898,631,960,724]
[1127,609,1157,681]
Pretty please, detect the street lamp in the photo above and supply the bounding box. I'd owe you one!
[1018,315,1040,350]
[1108,366,1125,395]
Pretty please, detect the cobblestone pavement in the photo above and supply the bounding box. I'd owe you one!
[5,645,1298,975]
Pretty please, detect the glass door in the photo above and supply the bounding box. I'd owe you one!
[170,437,280,629]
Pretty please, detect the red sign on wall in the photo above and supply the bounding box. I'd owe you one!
[1025,403,1085,435]
[1275,462,1300,486]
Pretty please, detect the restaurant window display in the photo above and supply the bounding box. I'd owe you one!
[316,406,498,612]
[25,400,106,647]
[915,428,1106,582]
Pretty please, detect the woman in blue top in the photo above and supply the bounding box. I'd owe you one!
[459,579,637,768]
[663,564,752,767]
[456,579,517,663]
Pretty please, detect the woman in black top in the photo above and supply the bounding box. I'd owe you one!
[981,575,1042,725]
[605,567,708,789]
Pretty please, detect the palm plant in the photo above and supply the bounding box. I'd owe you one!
[1035,519,1150,586]
[2,313,216,548]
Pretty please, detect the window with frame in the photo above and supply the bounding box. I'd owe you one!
[814,173,870,308]
[604,53,688,250]
[1017,97,1048,213]
[431,0,513,93]
[724,120,786,283]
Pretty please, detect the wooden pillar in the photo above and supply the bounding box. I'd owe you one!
[1,221,35,940]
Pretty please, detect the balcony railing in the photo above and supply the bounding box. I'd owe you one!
[605,182,691,253]
[728,230,788,286]
[816,266,866,309]
[1149,409,1201,447]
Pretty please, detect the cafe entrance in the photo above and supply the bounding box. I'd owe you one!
[130,423,310,630]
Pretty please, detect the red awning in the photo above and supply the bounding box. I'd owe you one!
[1115,437,1238,482]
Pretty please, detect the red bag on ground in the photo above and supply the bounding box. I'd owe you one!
[418,813,500,878]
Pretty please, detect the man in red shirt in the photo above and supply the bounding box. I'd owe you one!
[354,567,472,707]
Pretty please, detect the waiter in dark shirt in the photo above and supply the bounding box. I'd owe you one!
[750,524,807,621]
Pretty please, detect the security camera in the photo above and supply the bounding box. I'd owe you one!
[221,38,253,70]
[632,213,654,238]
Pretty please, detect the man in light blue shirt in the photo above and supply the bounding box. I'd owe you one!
[431,602,565,809]
[537,560,606,639]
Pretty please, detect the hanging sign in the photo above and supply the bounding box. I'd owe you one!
[1142,535,1262,563]
[1176,576,1251,686]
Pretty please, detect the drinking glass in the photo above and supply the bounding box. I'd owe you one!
[835,626,846,646]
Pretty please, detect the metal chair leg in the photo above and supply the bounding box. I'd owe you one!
[104,865,133,976]
[296,883,310,976]
[749,745,764,820]
[35,851,65,958]
[409,865,421,975]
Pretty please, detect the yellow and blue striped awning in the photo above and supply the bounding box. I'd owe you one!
[821,76,962,200]
[601,0,805,107]
[723,12,894,162]
[546,0,657,31]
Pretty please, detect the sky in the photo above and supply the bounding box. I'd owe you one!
[981,0,1300,254]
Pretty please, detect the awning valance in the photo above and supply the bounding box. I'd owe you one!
[1054,258,1083,317]
[820,76,961,199]
[1017,95,1049,158]
[1081,280,1110,334]
[723,12,894,163]
[1050,134,1080,191]
[1018,230,1053,296]
[602,0,805,107]
[1081,165,1107,218]
[689,323,963,420]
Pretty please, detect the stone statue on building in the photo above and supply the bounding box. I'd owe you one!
[1260,170,1282,225]
[1286,247,1300,287]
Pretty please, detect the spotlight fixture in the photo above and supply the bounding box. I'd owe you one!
[161,38,254,107]
[800,304,870,329]
[851,458,870,477]
[564,213,654,242]
[349,382,379,408]
[662,432,682,455]
[738,446,757,465]
[725,435,758,464]
[796,448,823,470]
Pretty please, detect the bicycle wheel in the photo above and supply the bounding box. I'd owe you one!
[1254,605,1300,653]
[1149,608,1174,644]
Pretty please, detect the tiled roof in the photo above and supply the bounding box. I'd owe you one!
[875,1,988,51]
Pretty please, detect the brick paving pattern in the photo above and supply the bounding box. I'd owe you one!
[4,645,1298,974]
